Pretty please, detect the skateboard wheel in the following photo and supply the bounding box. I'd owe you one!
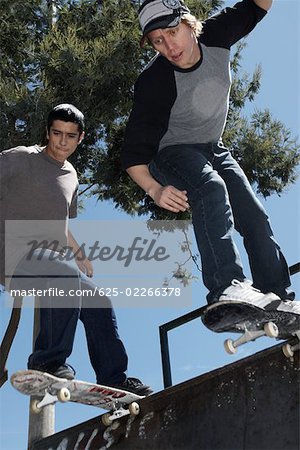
[224,339,237,355]
[30,399,41,414]
[282,343,294,358]
[102,412,113,426]
[129,401,140,416]
[264,322,279,338]
[57,387,71,402]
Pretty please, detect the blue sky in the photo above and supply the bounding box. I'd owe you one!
[0,1,299,449]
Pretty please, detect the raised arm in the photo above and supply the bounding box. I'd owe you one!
[253,0,272,11]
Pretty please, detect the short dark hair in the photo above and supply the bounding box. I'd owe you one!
[47,104,85,134]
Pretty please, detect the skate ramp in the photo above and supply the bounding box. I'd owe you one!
[31,342,299,450]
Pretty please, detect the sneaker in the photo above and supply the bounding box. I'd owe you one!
[112,377,153,396]
[52,363,76,380]
[261,298,300,335]
[265,298,300,316]
[218,279,280,309]
[29,363,76,380]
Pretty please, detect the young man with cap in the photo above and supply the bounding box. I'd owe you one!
[121,0,300,318]
[1,104,152,395]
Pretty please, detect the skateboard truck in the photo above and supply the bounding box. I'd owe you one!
[31,387,71,413]
[101,401,140,426]
[224,321,279,355]
[282,331,300,358]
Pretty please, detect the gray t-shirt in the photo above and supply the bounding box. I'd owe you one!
[0,145,78,287]
[121,0,267,169]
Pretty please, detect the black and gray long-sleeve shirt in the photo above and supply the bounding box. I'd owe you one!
[121,0,267,169]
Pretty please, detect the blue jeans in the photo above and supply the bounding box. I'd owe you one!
[149,143,293,303]
[11,250,128,384]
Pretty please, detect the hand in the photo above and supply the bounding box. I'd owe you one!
[151,185,190,213]
[75,257,93,277]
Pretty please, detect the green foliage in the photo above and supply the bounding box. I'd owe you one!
[186,0,224,18]
[0,0,48,148]
[0,0,46,81]
[1,0,299,215]
[231,110,300,196]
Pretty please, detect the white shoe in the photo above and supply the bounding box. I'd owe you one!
[273,299,300,316]
[219,279,280,309]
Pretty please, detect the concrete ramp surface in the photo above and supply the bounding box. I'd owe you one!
[31,343,299,450]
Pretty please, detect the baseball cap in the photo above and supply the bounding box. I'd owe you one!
[138,0,190,46]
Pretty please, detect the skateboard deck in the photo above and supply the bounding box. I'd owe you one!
[10,370,144,425]
[202,300,300,356]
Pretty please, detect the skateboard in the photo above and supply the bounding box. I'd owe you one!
[202,300,300,357]
[10,370,144,426]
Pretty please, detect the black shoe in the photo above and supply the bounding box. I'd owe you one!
[113,377,153,396]
[52,363,76,380]
[29,363,76,380]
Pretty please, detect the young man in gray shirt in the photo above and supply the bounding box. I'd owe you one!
[122,0,299,318]
[1,104,152,395]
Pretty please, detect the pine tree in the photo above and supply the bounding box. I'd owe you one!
[0,0,49,147]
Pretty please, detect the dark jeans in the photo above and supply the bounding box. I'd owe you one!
[11,249,128,384]
[149,143,293,303]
